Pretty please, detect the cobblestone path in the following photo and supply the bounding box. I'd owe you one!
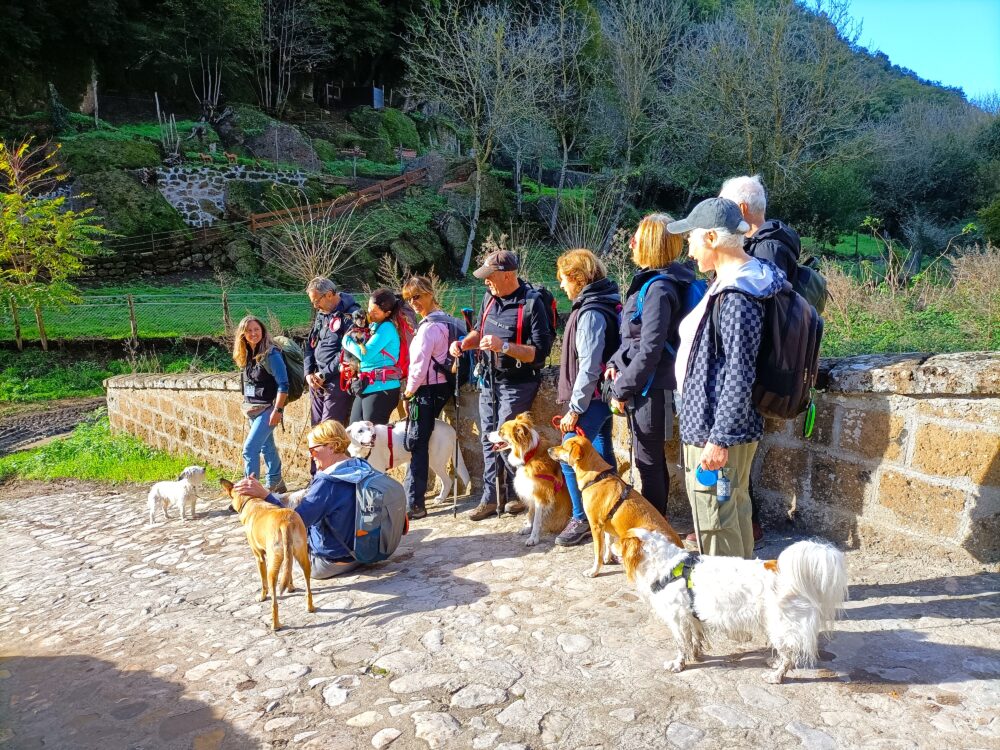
[1,483,998,749]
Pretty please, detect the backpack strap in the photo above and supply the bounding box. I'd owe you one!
[515,301,524,346]
[631,274,669,324]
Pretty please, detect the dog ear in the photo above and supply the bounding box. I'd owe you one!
[619,532,645,582]
[219,478,234,497]
[566,438,582,466]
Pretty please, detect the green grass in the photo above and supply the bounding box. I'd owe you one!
[801,232,883,260]
[0,346,233,403]
[0,413,224,484]
[322,158,402,178]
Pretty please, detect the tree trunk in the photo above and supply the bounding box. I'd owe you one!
[549,140,570,236]
[902,245,923,284]
[461,166,483,275]
[514,153,523,217]
[10,298,22,352]
[34,303,48,351]
[603,175,630,254]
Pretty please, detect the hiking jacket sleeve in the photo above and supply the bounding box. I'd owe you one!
[266,347,289,394]
[708,293,764,448]
[525,295,553,366]
[750,239,798,285]
[611,280,676,400]
[571,309,607,414]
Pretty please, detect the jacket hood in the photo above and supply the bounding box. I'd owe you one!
[627,261,696,296]
[713,257,785,299]
[750,220,801,256]
[320,456,376,483]
[574,276,621,309]
[337,292,360,312]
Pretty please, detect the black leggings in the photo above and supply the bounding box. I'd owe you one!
[629,388,672,517]
[350,387,400,425]
[403,383,451,511]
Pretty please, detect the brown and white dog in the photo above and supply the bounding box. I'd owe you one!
[549,435,684,577]
[221,479,315,631]
[619,528,847,683]
[488,413,572,546]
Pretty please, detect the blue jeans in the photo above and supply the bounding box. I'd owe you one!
[243,407,283,486]
[560,401,616,521]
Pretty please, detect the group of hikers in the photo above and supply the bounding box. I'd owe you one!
[228,174,824,577]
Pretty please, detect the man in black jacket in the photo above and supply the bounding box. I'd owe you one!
[304,277,361,428]
[719,175,801,545]
[451,250,554,521]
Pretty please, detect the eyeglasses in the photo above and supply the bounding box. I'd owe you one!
[307,444,329,455]
[402,292,426,303]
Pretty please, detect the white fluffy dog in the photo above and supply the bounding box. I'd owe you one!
[619,529,848,684]
[147,465,207,523]
[346,420,470,502]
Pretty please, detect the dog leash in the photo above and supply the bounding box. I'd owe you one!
[550,415,586,437]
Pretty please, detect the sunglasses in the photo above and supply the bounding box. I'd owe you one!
[402,292,426,303]
[307,444,329,455]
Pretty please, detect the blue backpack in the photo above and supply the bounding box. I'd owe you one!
[631,274,708,396]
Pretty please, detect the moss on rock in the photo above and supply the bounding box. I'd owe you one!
[58,133,161,174]
[73,170,187,237]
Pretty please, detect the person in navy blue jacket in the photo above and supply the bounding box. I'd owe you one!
[234,420,375,579]
[604,213,697,518]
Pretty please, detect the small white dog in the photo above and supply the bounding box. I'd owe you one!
[147,465,207,523]
[619,529,848,684]
[345,420,470,502]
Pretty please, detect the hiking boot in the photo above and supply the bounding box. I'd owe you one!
[408,507,427,521]
[267,480,287,494]
[504,500,527,515]
[555,517,592,547]
[469,502,498,521]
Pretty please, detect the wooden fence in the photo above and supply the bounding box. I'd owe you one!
[248,168,428,232]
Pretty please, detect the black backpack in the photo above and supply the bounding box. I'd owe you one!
[422,310,472,387]
[520,280,558,338]
[715,283,823,420]
[478,282,557,360]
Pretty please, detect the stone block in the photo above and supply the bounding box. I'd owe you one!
[878,470,967,538]
[811,455,871,515]
[917,397,1000,424]
[839,409,906,461]
[912,423,1000,486]
[758,446,809,497]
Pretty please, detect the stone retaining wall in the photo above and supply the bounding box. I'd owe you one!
[80,228,230,278]
[105,352,999,564]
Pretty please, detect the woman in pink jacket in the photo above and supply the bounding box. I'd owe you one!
[400,276,453,519]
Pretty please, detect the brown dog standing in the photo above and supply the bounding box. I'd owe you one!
[221,479,315,630]
[549,435,683,577]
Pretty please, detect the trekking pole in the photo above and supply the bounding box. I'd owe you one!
[453,307,474,519]
[491,350,503,519]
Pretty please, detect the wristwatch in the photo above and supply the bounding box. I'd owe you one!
[274,407,284,414]
[501,342,511,355]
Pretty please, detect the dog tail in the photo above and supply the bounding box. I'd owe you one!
[776,540,849,629]
[278,524,295,594]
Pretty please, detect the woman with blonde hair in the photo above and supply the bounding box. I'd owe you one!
[604,213,697,517]
[233,314,289,493]
[553,248,622,546]
[234,419,377,578]
[400,275,453,520]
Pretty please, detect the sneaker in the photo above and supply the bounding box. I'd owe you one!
[555,518,592,547]
[408,507,427,520]
[685,532,698,543]
[504,500,527,515]
[469,502,498,521]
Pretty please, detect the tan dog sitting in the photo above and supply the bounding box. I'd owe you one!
[549,435,684,577]
[488,413,572,546]
[221,478,315,630]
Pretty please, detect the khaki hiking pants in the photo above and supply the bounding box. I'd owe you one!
[683,441,759,559]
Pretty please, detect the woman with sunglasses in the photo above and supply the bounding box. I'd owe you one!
[399,276,453,520]
[234,420,374,579]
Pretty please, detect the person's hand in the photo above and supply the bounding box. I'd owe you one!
[699,442,728,472]
[610,398,627,415]
[479,335,503,353]
[401,397,411,417]
[268,408,283,428]
[449,340,463,358]
[603,366,618,381]
[234,473,269,499]
[559,411,579,433]
[307,373,324,389]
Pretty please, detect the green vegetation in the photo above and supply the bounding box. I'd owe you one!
[0,346,233,403]
[57,132,162,174]
[74,171,188,237]
[0,413,223,484]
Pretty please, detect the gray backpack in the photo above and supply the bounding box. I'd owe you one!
[343,469,407,564]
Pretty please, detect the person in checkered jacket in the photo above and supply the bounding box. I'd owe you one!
[669,198,785,558]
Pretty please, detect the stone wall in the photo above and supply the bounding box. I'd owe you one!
[80,227,230,278]
[105,351,999,564]
[154,165,306,226]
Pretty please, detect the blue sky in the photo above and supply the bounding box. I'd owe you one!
[845,0,1000,101]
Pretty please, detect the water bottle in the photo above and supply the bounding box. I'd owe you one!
[717,468,732,503]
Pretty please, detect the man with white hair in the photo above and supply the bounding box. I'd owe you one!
[718,175,801,287]
[669,198,784,558]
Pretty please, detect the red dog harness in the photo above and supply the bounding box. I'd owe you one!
[522,443,565,494]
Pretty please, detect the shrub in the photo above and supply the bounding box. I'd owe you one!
[381,108,420,151]
[978,196,1000,246]
[347,106,384,137]
[233,104,277,138]
[73,171,187,237]
[312,137,339,162]
[58,132,162,174]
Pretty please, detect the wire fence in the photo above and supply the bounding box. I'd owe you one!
[0,281,564,343]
